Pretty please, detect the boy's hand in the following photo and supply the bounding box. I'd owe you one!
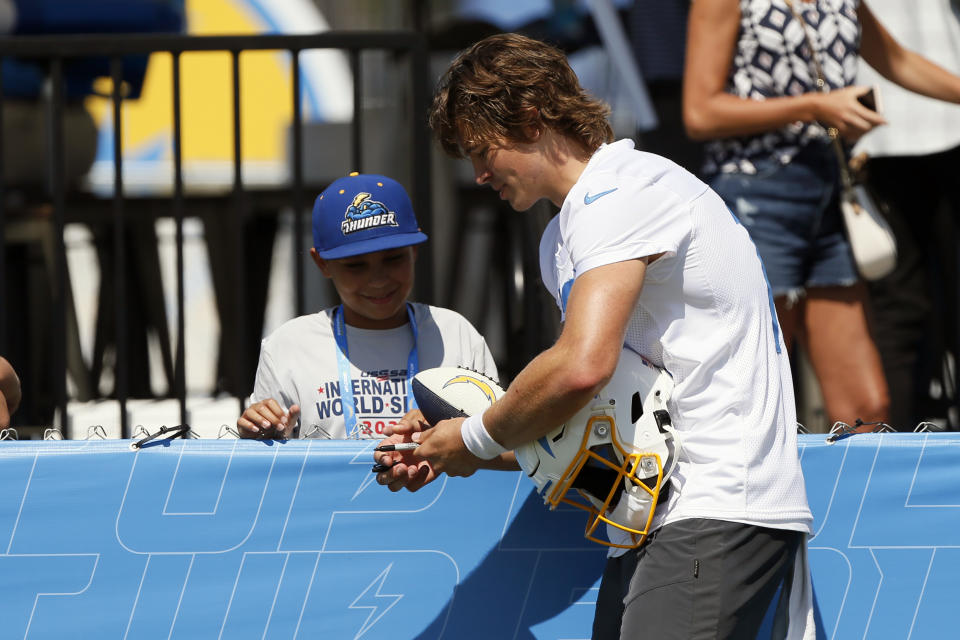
[374,409,439,492]
[386,408,429,438]
[238,399,299,439]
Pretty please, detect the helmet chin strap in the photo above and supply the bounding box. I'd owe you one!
[660,422,683,479]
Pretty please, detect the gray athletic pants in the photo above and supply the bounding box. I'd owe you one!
[592,518,802,640]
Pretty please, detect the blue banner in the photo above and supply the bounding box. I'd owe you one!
[0,433,958,639]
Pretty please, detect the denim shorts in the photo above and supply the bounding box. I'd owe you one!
[708,142,858,299]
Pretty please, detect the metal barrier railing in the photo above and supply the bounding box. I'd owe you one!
[0,32,431,437]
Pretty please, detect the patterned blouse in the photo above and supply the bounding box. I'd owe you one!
[703,0,862,176]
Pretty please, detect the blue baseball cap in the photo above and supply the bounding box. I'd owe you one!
[312,173,428,259]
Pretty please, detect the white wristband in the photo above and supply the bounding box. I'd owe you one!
[460,410,507,460]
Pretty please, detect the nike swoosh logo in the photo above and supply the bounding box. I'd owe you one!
[583,188,618,205]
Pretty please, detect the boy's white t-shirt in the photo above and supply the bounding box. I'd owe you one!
[540,139,812,545]
[252,302,498,439]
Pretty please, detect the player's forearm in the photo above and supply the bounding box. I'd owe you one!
[483,344,610,451]
[479,261,645,452]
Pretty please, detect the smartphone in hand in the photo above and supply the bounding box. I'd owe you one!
[857,86,883,114]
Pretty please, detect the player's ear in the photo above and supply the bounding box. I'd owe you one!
[522,107,541,141]
[310,248,332,278]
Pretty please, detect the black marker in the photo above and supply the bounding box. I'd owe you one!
[374,442,419,452]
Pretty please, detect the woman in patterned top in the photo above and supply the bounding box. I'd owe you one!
[684,0,960,430]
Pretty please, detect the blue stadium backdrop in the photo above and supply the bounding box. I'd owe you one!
[0,433,958,639]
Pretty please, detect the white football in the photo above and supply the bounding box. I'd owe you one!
[412,367,506,426]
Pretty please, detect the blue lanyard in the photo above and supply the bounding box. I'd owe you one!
[332,303,419,437]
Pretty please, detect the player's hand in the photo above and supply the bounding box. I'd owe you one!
[238,399,299,439]
[374,409,438,492]
[413,417,483,478]
[812,86,886,142]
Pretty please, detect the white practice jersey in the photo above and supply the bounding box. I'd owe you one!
[540,139,812,548]
[252,302,498,439]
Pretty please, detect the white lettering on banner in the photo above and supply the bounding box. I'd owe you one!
[115,444,279,553]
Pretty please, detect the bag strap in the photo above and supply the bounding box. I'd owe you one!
[784,0,854,190]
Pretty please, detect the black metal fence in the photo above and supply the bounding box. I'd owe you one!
[0,32,432,437]
[0,29,562,439]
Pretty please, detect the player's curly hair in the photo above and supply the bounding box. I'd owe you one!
[429,33,614,158]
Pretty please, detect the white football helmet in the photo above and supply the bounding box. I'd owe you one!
[514,348,680,549]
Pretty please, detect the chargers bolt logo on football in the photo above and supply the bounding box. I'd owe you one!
[442,375,498,404]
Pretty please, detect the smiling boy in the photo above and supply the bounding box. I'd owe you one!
[238,173,497,439]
